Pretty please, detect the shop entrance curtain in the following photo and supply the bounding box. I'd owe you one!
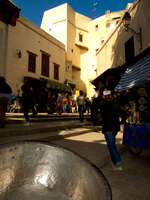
[115,55,150,92]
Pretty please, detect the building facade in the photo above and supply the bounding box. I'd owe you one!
[41,3,124,97]
[0,0,20,78]
[87,10,124,96]
[41,3,91,93]
[2,0,149,98]
[96,0,150,75]
[0,3,66,93]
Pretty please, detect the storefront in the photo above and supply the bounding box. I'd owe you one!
[24,77,72,94]
[115,51,150,150]
[46,79,72,94]
[92,66,127,95]
[23,77,72,113]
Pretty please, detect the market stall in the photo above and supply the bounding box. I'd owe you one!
[115,54,150,151]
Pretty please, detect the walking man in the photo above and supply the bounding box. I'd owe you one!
[100,89,124,170]
[77,90,85,122]
[21,82,37,126]
[56,93,63,115]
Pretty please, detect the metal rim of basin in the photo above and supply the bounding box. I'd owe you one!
[0,141,112,200]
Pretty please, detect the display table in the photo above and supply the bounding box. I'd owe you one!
[123,123,150,149]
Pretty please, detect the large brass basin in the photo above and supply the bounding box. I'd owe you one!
[0,142,111,200]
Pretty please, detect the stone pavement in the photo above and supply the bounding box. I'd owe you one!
[97,132,150,200]
[6,112,83,123]
[0,112,99,144]
[52,131,150,200]
[1,113,150,199]
[102,148,150,200]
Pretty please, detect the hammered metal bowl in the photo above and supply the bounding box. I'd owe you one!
[0,142,112,200]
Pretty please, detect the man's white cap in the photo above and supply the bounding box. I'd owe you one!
[103,90,111,96]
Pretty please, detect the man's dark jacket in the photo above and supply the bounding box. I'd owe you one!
[0,78,12,94]
[100,99,123,133]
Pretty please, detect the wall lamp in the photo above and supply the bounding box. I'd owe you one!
[123,12,142,49]
[16,49,22,58]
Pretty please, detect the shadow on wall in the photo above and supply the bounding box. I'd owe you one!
[72,66,87,94]
[111,0,149,68]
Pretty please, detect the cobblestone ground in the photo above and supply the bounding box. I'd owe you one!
[0,116,150,200]
[52,131,150,200]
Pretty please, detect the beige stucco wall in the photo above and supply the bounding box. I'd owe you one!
[28,0,150,98]
[67,5,91,94]
[82,10,123,97]
[41,3,91,95]
[41,3,91,69]
[41,3,67,46]
[70,11,90,70]
[0,22,9,77]
[74,12,90,50]
[4,15,65,93]
[40,3,127,97]
[96,0,150,76]
[139,0,150,49]
[67,5,81,68]
[3,0,149,99]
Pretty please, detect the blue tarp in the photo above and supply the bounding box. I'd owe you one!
[115,55,150,92]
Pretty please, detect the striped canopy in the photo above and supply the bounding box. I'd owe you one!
[115,55,150,92]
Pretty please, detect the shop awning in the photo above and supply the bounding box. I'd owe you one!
[46,80,72,93]
[91,66,126,90]
[115,55,150,92]
[24,77,72,93]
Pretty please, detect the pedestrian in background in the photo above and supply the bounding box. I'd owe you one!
[62,94,68,113]
[100,89,125,170]
[77,90,85,122]
[0,77,12,128]
[11,89,21,113]
[21,81,37,126]
[56,93,63,115]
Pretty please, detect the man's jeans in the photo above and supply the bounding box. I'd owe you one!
[78,105,84,122]
[104,131,122,166]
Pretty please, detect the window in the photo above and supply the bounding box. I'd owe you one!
[41,52,50,77]
[79,33,83,42]
[66,65,70,72]
[27,51,37,73]
[116,20,120,25]
[125,36,135,63]
[106,23,110,28]
[54,63,59,80]
[95,24,98,31]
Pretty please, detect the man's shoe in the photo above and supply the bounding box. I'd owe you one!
[24,122,30,126]
[113,165,123,171]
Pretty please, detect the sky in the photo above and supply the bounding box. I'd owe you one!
[12,0,134,27]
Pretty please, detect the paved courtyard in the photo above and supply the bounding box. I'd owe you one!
[0,116,150,199]
[52,131,150,200]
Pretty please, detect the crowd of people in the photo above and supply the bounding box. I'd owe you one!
[0,76,128,171]
[0,76,130,127]
[2,76,148,171]
[0,77,96,127]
